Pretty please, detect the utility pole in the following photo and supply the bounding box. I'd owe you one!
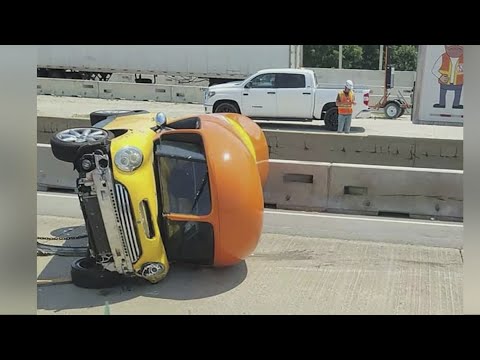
[339,45,343,69]
[379,45,384,70]
[384,45,389,98]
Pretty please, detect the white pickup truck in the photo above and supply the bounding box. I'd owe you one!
[204,68,371,130]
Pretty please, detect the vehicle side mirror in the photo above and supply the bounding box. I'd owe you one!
[244,82,251,89]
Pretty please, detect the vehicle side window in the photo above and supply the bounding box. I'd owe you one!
[163,220,214,265]
[276,73,306,88]
[246,73,276,89]
[155,133,211,216]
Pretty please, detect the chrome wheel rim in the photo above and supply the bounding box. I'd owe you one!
[56,128,107,143]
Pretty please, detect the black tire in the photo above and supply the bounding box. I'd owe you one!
[214,101,240,114]
[396,99,407,117]
[384,101,401,119]
[324,108,338,131]
[71,257,123,289]
[50,127,114,163]
[90,110,141,126]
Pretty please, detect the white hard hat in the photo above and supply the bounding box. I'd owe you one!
[345,80,353,90]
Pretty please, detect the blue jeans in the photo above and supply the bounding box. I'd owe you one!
[337,114,352,133]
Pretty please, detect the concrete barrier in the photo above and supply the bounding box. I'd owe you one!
[37,144,77,191]
[263,160,331,211]
[171,85,207,104]
[264,131,463,170]
[99,82,173,102]
[38,69,414,107]
[327,163,463,221]
[37,144,463,221]
[38,78,206,104]
[37,116,463,170]
[309,68,416,89]
[263,160,462,221]
[37,78,99,98]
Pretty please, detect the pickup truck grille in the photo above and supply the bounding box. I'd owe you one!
[114,183,141,263]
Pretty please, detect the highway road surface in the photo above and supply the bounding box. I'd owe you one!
[37,192,462,315]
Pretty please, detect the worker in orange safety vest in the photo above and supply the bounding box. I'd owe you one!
[335,80,356,133]
[432,45,463,109]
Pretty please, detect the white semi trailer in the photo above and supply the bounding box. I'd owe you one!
[37,45,303,86]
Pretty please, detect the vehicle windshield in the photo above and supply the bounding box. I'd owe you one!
[154,133,214,265]
[155,134,211,216]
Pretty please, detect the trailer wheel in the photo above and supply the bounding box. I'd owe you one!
[396,99,407,118]
[324,108,338,131]
[384,101,401,119]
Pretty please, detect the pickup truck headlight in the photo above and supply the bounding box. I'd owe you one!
[114,146,143,172]
[206,91,216,99]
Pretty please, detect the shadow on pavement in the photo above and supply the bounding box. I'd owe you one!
[37,254,248,312]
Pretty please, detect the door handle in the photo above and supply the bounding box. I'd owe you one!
[302,92,311,95]
[243,93,249,96]
[267,92,276,95]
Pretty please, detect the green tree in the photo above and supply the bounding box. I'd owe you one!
[303,45,338,68]
[360,45,381,70]
[389,45,418,71]
[302,45,418,71]
[342,45,364,69]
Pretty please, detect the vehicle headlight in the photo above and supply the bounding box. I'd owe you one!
[114,146,143,172]
[207,91,216,99]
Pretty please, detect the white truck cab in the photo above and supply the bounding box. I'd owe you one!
[204,68,371,130]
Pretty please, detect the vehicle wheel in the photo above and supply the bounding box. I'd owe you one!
[396,100,407,117]
[71,257,123,289]
[90,110,139,126]
[324,108,338,131]
[50,127,114,163]
[384,101,401,119]
[214,102,240,114]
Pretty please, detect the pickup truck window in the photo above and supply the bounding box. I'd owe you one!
[276,73,306,88]
[246,73,276,89]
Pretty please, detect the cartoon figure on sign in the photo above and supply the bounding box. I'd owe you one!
[431,45,464,109]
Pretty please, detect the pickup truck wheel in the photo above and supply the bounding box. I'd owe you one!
[71,257,123,289]
[324,108,338,131]
[214,102,240,114]
[50,127,114,163]
[384,101,401,119]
